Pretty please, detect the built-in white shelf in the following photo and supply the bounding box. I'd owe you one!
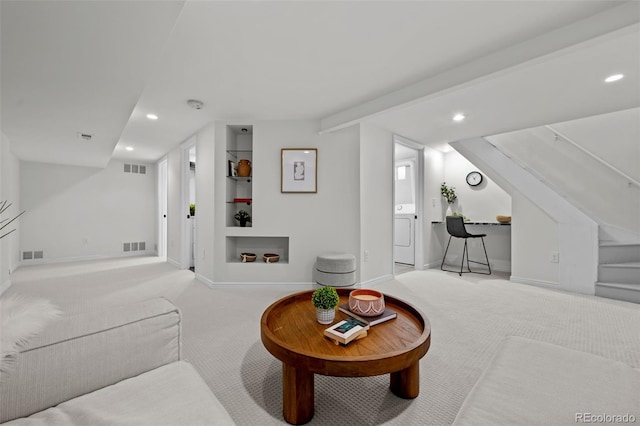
[226,236,289,264]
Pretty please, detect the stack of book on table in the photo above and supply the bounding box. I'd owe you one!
[324,317,369,345]
[338,303,397,326]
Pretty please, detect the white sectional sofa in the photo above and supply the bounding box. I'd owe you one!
[0,298,233,425]
[453,336,640,426]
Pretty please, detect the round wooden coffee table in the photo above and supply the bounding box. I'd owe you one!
[260,288,431,424]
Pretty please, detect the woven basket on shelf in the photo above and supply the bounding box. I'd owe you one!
[496,215,511,224]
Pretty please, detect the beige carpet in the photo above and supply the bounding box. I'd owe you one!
[4,256,639,425]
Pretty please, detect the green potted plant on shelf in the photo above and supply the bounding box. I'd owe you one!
[234,210,251,227]
[189,204,195,217]
[440,182,457,216]
[311,286,339,324]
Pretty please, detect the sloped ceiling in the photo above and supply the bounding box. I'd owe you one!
[0,0,185,167]
[1,1,638,168]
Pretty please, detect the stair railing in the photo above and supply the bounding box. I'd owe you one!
[544,125,640,188]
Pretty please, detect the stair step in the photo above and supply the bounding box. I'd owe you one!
[598,262,640,285]
[599,243,640,264]
[601,262,640,269]
[599,242,640,247]
[596,282,640,290]
[595,282,640,304]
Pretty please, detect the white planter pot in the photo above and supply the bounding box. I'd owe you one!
[315,308,335,324]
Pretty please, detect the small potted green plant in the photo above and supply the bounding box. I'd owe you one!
[311,286,340,324]
[234,210,251,227]
[440,182,457,216]
[189,204,195,217]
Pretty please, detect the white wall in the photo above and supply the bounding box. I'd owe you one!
[511,192,559,285]
[166,147,183,266]
[360,124,393,284]
[422,145,446,268]
[443,150,511,222]
[1,132,21,293]
[19,159,156,262]
[202,120,360,285]
[452,137,597,294]
[194,122,216,280]
[488,113,640,235]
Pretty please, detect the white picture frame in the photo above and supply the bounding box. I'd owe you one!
[281,148,317,193]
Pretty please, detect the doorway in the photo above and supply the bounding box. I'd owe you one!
[393,136,424,274]
[179,137,196,271]
[188,145,196,271]
[157,158,168,258]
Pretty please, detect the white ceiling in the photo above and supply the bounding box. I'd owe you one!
[1,1,639,168]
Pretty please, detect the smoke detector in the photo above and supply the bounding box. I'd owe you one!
[187,99,204,110]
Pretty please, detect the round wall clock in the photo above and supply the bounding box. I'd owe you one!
[466,171,483,186]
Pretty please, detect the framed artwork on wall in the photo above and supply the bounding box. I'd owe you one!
[281,148,317,193]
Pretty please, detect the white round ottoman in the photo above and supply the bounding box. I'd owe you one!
[315,253,356,287]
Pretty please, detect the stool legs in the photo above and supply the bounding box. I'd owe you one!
[441,236,491,276]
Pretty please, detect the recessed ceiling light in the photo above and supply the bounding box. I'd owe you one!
[605,74,624,83]
[146,113,159,120]
[125,146,134,151]
[453,113,465,122]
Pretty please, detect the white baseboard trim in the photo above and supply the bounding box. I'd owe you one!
[424,260,511,272]
[0,279,12,296]
[203,280,314,290]
[423,261,441,269]
[166,257,182,269]
[18,251,157,267]
[510,275,560,289]
[195,273,213,287]
[362,274,394,288]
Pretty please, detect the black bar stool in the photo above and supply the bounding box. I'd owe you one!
[441,216,491,276]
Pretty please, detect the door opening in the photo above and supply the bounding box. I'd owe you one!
[188,145,196,272]
[157,158,168,258]
[393,136,424,275]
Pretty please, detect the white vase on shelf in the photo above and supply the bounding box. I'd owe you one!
[446,203,454,217]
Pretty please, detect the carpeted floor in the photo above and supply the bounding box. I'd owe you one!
[4,256,639,425]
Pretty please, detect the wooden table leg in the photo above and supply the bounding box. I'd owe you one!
[389,362,420,399]
[282,363,314,425]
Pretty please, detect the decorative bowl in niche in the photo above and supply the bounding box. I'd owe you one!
[263,253,280,263]
[348,289,385,317]
[240,252,256,262]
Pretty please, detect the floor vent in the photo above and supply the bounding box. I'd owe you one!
[22,251,43,261]
[124,163,147,175]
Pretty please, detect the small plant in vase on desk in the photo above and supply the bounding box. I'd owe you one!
[440,182,457,217]
[234,210,251,227]
[311,286,339,324]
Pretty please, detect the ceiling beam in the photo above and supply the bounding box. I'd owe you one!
[319,1,640,134]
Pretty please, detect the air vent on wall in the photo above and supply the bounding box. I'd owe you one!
[123,241,146,253]
[22,250,43,261]
[124,163,147,175]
